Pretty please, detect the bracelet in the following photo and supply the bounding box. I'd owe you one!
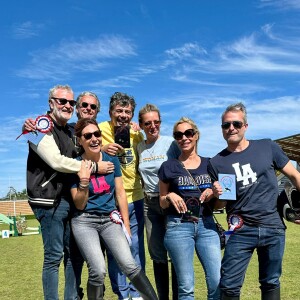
[79,183,89,189]
[79,177,90,181]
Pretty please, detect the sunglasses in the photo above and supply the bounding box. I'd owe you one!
[81,102,97,110]
[82,130,102,140]
[144,120,161,128]
[221,121,244,130]
[52,97,77,107]
[173,129,195,140]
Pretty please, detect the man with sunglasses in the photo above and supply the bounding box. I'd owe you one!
[208,102,300,300]
[75,91,100,120]
[98,92,145,300]
[24,86,114,300]
[25,84,83,300]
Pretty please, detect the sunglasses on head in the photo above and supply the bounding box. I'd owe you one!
[52,97,77,107]
[144,120,161,128]
[221,121,244,130]
[82,130,102,140]
[81,102,97,110]
[173,128,195,140]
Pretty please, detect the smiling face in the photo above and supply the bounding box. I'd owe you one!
[174,122,198,152]
[140,111,161,142]
[49,88,74,125]
[77,95,99,119]
[79,124,102,156]
[110,104,133,126]
[222,110,248,146]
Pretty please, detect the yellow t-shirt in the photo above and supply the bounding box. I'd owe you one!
[99,121,144,203]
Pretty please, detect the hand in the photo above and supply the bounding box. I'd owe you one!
[212,181,223,198]
[199,188,214,203]
[130,121,140,132]
[101,143,124,156]
[78,160,93,179]
[97,161,115,174]
[23,118,36,132]
[167,192,187,214]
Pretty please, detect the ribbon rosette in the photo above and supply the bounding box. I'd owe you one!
[110,210,132,246]
[224,214,244,243]
[16,115,53,140]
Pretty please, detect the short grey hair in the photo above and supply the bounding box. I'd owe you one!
[48,84,73,101]
[221,102,247,124]
[76,91,100,113]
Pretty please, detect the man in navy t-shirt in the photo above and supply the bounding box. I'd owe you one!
[208,102,300,300]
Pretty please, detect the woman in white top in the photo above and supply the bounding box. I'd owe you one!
[137,104,180,300]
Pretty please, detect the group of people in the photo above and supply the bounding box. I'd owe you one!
[23,84,300,300]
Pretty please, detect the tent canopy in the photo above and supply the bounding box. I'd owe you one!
[275,133,300,164]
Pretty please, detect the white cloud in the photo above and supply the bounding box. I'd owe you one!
[165,42,207,59]
[17,35,137,80]
[12,21,43,39]
[259,0,300,10]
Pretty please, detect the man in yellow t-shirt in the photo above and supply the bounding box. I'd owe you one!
[99,92,144,300]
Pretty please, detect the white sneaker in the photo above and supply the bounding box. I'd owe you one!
[132,298,143,300]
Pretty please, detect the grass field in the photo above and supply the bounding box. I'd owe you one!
[1,214,300,300]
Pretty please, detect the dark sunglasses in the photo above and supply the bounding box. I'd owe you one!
[81,102,97,110]
[221,121,244,130]
[82,130,102,140]
[173,129,195,140]
[52,97,77,107]
[144,120,161,128]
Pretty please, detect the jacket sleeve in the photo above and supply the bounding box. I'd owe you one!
[36,133,81,173]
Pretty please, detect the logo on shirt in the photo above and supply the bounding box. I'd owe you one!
[90,175,111,194]
[117,149,134,166]
[232,163,257,187]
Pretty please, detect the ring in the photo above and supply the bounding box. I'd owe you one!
[206,192,209,197]
[85,164,88,168]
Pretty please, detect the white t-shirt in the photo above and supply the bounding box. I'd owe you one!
[137,136,180,193]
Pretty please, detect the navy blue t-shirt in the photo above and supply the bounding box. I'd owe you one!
[158,157,213,217]
[208,139,289,228]
[70,152,122,213]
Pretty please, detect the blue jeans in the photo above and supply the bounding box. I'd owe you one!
[221,224,285,297]
[107,199,145,299]
[164,215,221,300]
[71,212,141,286]
[31,198,79,300]
[144,194,168,263]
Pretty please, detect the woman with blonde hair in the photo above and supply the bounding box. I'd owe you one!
[158,117,221,300]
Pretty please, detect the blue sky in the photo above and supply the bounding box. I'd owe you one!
[1,0,300,196]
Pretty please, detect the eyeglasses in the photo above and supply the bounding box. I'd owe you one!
[81,102,97,110]
[52,97,77,107]
[144,120,161,128]
[82,130,102,140]
[221,121,244,130]
[114,109,132,116]
[173,129,195,140]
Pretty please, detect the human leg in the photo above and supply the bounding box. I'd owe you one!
[220,225,258,298]
[107,198,145,299]
[164,216,195,300]
[103,218,157,300]
[257,227,285,300]
[32,199,74,300]
[195,216,221,300]
[144,196,169,300]
[71,213,107,297]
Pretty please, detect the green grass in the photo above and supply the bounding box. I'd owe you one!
[0,215,300,299]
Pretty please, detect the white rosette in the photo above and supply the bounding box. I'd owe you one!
[110,210,132,246]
